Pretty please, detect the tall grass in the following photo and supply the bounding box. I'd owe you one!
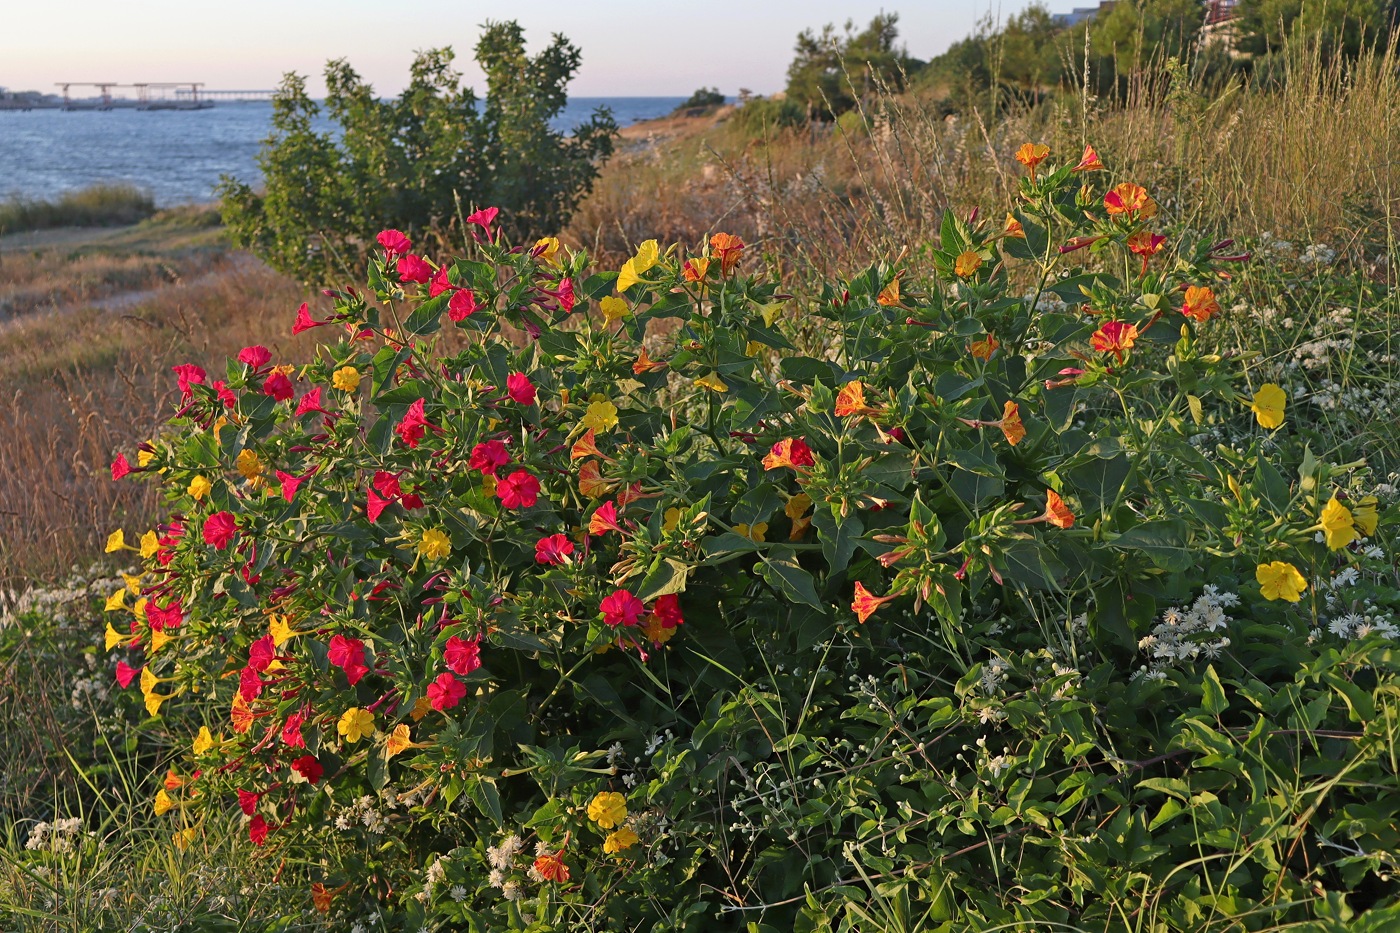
[0,184,157,235]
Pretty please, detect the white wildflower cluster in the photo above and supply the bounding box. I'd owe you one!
[331,790,401,834]
[1,564,122,630]
[485,833,527,900]
[1133,586,1237,680]
[414,855,450,903]
[979,657,1009,695]
[25,817,93,854]
[69,650,106,710]
[1300,243,1339,267]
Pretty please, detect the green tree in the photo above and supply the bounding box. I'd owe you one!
[785,13,922,119]
[1236,0,1391,58]
[218,21,616,285]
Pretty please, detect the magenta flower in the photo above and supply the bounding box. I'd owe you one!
[469,440,510,476]
[327,634,369,685]
[600,589,646,627]
[427,672,466,711]
[534,533,574,565]
[443,635,482,677]
[506,372,537,406]
[203,511,237,549]
[396,254,433,284]
[496,470,540,509]
[376,229,412,257]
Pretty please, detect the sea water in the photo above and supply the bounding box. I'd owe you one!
[0,97,688,206]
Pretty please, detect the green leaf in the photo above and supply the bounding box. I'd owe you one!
[635,557,690,602]
[1201,665,1228,716]
[760,548,823,609]
[813,508,863,576]
[1109,519,1193,573]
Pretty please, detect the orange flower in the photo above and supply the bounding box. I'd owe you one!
[851,582,896,623]
[534,852,570,883]
[164,769,185,791]
[682,257,710,283]
[1071,144,1103,172]
[311,883,333,914]
[968,334,1000,361]
[1103,183,1157,220]
[1014,142,1050,181]
[954,251,983,278]
[834,381,881,418]
[877,277,901,306]
[1091,320,1139,362]
[762,438,815,471]
[1126,230,1167,273]
[709,233,745,275]
[1181,285,1220,323]
[577,460,615,499]
[571,429,609,462]
[1044,490,1075,528]
[633,347,667,374]
[1003,213,1025,238]
[999,400,1026,446]
[231,691,253,734]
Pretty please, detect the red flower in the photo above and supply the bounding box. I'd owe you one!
[238,345,272,369]
[294,387,325,417]
[203,511,237,550]
[237,788,262,816]
[589,500,622,536]
[292,302,329,335]
[115,660,139,688]
[469,440,510,476]
[366,487,392,522]
[600,589,646,627]
[851,582,896,623]
[376,229,412,257]
[448,288,479,321]
[396,398,429,448]
[212,380,238,407]
[428,266,454,298]
[762,438,815,471]
[281,710,307,748]
[373,471,403,499]
[147,599,183,630]
[248,814,269,847]
[291,755,323,784]
[247,635,275,673]
[276,470,304,501]
[555,277,576,312]
[111,453,132,480]
[533,852,570,883]
[496,470,540,509]
[465,207,499,238]
[396,254,433,284]
[443,635,482,677]
[427,672,466,711]
[652,593,684,629]
[506,372,536,405]
[172,363,207,400]
[535,533,574,565]
[239,665,264,701]
[327,634,369,685]
[263,372,294,402]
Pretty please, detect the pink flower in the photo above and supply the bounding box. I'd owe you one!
[172,363,207,400]
[212,380,238,407]
[281,710,306,748]
[396,254,433,284]
[535,533,574,565]
[276,470,304,501]
[111,453,132,480]
[376,229,412,257]
[469,440,510,476]
[263,372,294,402]
[496,470,540,509]
[115,660,139,688]
[396,398,429,448]
[291,755,323,783]
[203,511,237,549]
[239,665,264,700]
[327,634,369,685]
[147,599,183,631]
[443,635,482,677]
[247,635,275,673]
[600,589,646,627]
[248,814,269,847]
[465,207,499,240]
[555,277,576,312]
[294,388,324,417]
[448,288,479,321]
[292,302,329,335]
[372,471,403,499]
[652,593,684,629]
[427,672,466,711]
[428,266,455,298]
[506,372,536,405]
[238,345,272,369]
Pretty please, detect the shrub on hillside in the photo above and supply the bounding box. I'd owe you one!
[109,149,1400,928]
[217,21,617,286]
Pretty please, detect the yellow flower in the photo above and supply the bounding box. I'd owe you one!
[600,295,629,325]
[954,251,982,278]
[410,696,433,722]
[154,789,174,816]
[192,726,214,756]
[418,528,452,560]
[734,522,768,542]
[617,239,660,292]
[534,236,560,264]
[745,340,764,357]
[617,259,641,292]
[1354,496,1380,536]
[338,707,375,744]
[581,400,619,434]
[1250,384,1286,429]
[173,827,197,851]
[694,372,728,393]
[603,826,640,854]
[1319,497,1357,550]
[385,723,412,758]
[105,588,127,612]
[587,791,628,829]
[149,627,171,654]
[122,572,143,595]
[663,507,682,532]
[268,614,300,647]
[188,475,212,501]
[333,366,361,392]
[137,448,156,468]
[105,622,125,651]
[1256,561,1307,602]
[133,597,148,622]
[145,691,167,717]
[785,493,813,520]
[140,531,159,559]
[105,529,127,553]
[236,449,265,480]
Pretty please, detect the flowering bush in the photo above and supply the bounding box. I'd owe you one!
[108,148,1400,928]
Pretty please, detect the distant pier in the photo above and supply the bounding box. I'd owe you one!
[0,82,276,111]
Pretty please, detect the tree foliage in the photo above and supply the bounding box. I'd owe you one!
[784,13,921,118]
[218,21,616,285]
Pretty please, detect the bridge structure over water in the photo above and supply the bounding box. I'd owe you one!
[10,83,278,110]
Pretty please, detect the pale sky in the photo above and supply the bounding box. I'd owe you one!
[3,1,1045,98]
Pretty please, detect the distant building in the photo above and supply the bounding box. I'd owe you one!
[1052,1,1117,29]
[1202,0,1242,52]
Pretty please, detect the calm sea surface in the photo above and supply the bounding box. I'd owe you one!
[0,97,687,206]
